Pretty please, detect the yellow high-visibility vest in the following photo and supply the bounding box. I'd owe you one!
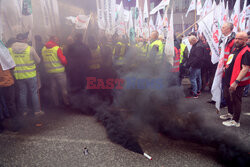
[113,42,126,65]
[149,40,164,55]
[9,46,36,80]
[149,40,164,64]
[136,43,148,57]
[89,45,101,70]
[42,46,65,73]
[180,43,187,64]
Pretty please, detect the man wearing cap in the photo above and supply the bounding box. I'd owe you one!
[9,32,43,116]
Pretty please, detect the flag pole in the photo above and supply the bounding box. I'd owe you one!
[194,0,197,29]
[177,8,215,38]
[84,13,92,43]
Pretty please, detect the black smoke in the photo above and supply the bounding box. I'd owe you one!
[70,47,250,166]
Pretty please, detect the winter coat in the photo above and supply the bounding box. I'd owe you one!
[187,40,205,69]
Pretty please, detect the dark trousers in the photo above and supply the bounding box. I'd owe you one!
[223,85,244,122]
[0,85,20,131]
[0,85,17,118]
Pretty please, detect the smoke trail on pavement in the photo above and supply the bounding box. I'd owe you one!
[70,48,250,166]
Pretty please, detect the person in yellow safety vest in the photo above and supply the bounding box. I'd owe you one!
[42,36,70,107]
[99,36,113,64]
[113,39,127,67]
[148,31,164,64]
[179,36,189,85]
[135,37,149,57]
[159,34,165,50]
[9,32,44,116]
[88,36,102,71]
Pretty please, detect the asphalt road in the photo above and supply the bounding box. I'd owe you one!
[0,91,250,167]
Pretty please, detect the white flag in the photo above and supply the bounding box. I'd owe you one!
[143,0,149,20]
[156,11,164,35]
[246,5,250,18]
[149,17,155,34]
[117,1,124,22]
[212,2,221,63]
[211,40,225,111]
[128,10,134,37]
[136,0,139,8]
[165,7,174,65]
[0,0,25,40]
[0,41,16,70]
[239,0,247,31]
[96,0,105,30]
[246,18,250,31]
[123,10,130,22]
[0,18,3,40]
[142,23,149,39]
[66,15,91,29]
[214,1,222,38]
[230,0,240,32]
[182,37,192,52]
[136,9,143,37]
[201,0,212,17]
[116,1,126,35]
[219,0,225,25]
[196,0,202,16]
[162,5,169,27]
[150,0,170,15]
[198,5,219,64]
[186,0,196,17]
[222,0,229,23]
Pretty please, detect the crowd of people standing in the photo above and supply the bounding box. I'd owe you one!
[0,22,249,132]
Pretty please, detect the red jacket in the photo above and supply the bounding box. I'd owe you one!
[172,47,180,72]
[45,41,67,65]
[224,39,235,66]
[230,45,250,86]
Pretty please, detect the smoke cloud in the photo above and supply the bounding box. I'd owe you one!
[69,39,250,167]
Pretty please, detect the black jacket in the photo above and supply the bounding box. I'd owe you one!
[66,41,91,89]
[187,40,205,69]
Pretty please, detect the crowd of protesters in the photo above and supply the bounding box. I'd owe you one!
[0,22,249,132]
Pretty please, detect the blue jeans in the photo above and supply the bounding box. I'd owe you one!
[189,67,202,95]
[243,84,249,96]
[16,77,40,114]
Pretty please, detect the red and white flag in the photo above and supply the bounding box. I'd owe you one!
[165,7,174,65]
[201,0,212,17]
[156,11,163,35]
[230,0,240,32]
[162,5,169,27]
[135,9,143,37]
[222,1,229,23]
[66,15,91,29]
[196,0,202,16]
[199,4,219,65]
[219,0,225,25]
[239,0,247,31]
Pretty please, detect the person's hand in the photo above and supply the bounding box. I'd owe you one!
[229,82,238,92]
[223,67,226,72]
